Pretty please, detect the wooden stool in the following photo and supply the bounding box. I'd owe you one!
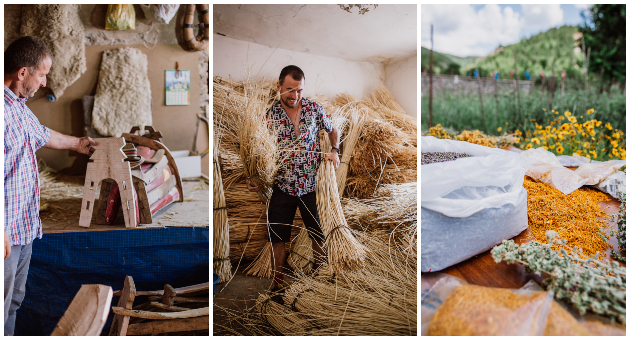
[79,137,138,228]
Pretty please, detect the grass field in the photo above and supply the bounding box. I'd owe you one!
[421,86,626,135]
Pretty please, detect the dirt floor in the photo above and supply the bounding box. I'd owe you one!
[213,265,299,336]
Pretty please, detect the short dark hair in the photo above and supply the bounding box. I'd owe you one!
[279,65,305,85]
[4,36,53,75]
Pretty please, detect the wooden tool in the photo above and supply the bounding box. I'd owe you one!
[109,276,136,336]
[79,138,138,228]
[51,284,113,336]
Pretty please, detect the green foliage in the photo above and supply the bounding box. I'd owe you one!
[492,233,626,324]
[420,47,478,73]
[444,62,461,75]
[420,86,626,135]
[462,26,583,80]
[579,5,626,83]
[602,192,626,262]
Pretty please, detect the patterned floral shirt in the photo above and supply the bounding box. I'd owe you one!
[267,97,333,197]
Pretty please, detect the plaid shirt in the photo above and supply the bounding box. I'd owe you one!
[267,97,333,197]
[4,86,50,246]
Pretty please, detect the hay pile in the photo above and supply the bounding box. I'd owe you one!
[213,139,231,283]
[215,230,417,336]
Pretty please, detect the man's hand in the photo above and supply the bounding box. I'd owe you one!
[324,150,340,170]
[246,179,262,192]
[76,137,99,156]
[4,230,11,260]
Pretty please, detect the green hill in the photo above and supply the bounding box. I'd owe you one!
[462,25,584,80]
[420,47,478,75]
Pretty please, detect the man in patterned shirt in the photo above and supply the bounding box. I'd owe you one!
[3,36,98,335]
[247,65,339,301]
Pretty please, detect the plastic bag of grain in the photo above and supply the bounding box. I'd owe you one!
[421,136,528,272]
[420,273,467,335]
[520,280,626,336]
[426,283,554,336]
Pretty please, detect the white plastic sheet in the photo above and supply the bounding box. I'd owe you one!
[421,136,526,218]
[520,147,587,195]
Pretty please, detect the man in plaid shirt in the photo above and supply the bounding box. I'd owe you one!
[3,36,98,335]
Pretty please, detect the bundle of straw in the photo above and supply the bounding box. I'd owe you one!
[287,228,314,274]
[213,140,231,283]
[316,160,367,274]
[335,107,365,195]
[237,82,280,202]
[255,294,313,336]
[213,75,283,203]
[245,242,273,278]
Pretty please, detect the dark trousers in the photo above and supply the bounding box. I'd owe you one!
[267,185,324,243]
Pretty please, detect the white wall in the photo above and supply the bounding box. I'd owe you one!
[384,53,417,118]
[213,35,385,100]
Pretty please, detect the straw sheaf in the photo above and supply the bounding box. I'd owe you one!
[316,160,367,274]
[213,134,232,283]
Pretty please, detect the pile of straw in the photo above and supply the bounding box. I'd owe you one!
[213,137,232,282]
[222,230,416,336]
[316,160,367,274]
[344,118,417,199]
[342,182,417,254]
[245,242,273,278]
[213,75,283,203]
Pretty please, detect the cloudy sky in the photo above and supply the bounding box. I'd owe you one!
[421,4,592,57]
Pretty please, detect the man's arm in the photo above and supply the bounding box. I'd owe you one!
[324,125,340,169]
[44,129,98,156]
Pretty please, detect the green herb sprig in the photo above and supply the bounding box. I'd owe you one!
[491,231,626,324]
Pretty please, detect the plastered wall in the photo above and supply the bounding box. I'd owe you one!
[4,4,209,176]
[385,53,418,118]
[213,35,385,101]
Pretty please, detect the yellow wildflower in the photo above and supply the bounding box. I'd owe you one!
[605,123,613,130]
[556,145,564,153]
[526,143,533,150]
[542,146,548,150]
[583,142,590,148]
[587,108,595,115]
[564,111,571,117]
[531,138,541,144]
[497,127,502,132]
[613,132,620,139]
[560,116,565,121]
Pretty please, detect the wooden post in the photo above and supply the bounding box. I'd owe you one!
[429,24,433,128]
[513,49,522,124]
[561,70,566,97]
[476,72,485,130]
[548,57,557,109]
[493,72,499,118]
[582,35,590,92]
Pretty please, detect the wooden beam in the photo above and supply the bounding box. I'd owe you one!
[109,276,136,336]
[125,316,209,335]
[114,282,209,297]
[148,296,209,303]
[51,285,113,336]
[111,306,209,319]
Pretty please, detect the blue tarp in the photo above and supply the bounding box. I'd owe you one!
[14,227,209,336]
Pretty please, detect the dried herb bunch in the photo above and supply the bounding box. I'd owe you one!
[600,192,626,262]
[491,232,626,324]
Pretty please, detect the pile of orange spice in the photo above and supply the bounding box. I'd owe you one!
[524,176,611,259]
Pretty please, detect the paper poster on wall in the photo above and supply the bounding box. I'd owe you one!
[165,69,190,106]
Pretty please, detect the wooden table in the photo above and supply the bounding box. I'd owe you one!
[40,175,209,232]
[421,148,625,288]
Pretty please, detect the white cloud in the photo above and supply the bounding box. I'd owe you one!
[520,5,564,31]
[574,4,591,9]
[421,4,523,57]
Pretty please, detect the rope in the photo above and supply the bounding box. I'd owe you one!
[290,288,314,312]
[325,225,354,239]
